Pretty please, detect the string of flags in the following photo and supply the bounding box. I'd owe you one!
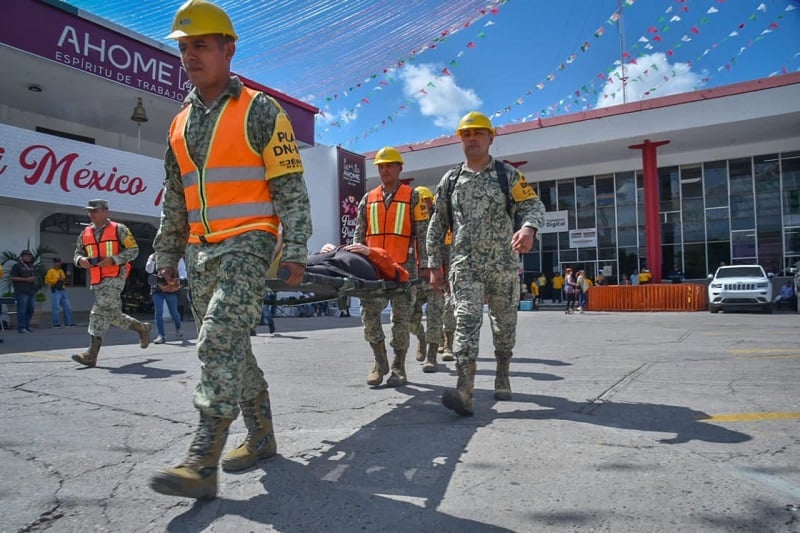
[316,0,506,130]
[317,3,507,145]
[320,0,799,148]
[497,0,798,125]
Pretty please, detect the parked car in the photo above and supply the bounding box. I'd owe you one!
[707,265,773,314]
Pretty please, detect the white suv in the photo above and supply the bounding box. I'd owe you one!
[707,265,773,314]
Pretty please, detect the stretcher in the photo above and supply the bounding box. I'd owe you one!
[263,269,424,306]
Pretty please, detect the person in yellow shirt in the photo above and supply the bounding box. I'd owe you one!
[551,271,564,303]
[45,258,75,327]
[638,268,653,284]
[529,280,539,302]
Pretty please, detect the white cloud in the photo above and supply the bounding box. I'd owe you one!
[595,53,705,108]
[399,63,482,130]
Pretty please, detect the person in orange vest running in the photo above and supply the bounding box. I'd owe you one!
[352,146,430,388]
[71,199,151,367]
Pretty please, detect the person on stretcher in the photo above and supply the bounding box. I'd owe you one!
[307,243,410,282]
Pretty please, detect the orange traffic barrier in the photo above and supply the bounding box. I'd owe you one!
[587,284,707,312]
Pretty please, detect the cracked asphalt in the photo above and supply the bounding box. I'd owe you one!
[1,308,798,532]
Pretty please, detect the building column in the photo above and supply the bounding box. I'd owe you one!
[629,139,670,283]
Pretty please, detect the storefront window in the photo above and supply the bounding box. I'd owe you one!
[659,165,680,212]
[537,180,556,211]
[576,176,595,229]
[706,206,730,242]
[682,198,705,242]
[731,230,756,259]
[661,211,681,245]
[729,157,755,231]
[683,243,706,278]
[680,164,703,199]
[704,160,728,208]
[615,171,636,205]
[781,152,800,226]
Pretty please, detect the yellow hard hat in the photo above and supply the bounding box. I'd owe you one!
[456,111,494,136]
[373,146,404,165]
[415,186,434,200]
[166,0,238,41]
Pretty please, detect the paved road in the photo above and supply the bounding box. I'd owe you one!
[1,309,798,532]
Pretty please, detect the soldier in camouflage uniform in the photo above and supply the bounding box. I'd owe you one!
[409,186,444,372]
[353,146,429,388]
[149,0,312,500]
[424,111,545,417]
[71,199,151,367]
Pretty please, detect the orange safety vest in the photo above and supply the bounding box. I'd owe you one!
[364,184,413,264]
[82,222,122,285]
[169,87,280,244]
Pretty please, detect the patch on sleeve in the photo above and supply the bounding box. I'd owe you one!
[511,173,538,202]
[122,231,137,249]
[264,112,305,179]
[413,201,430,222]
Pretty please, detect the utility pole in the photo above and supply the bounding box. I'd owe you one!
[616,0,628,104]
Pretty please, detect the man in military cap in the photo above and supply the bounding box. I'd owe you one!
[71,199,151,367]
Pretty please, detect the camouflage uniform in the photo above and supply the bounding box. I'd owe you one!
[409,282,444,346]
[354,188,428,355]
[73,221,143,337]
[427,158,545,362]
[154,76,312,419]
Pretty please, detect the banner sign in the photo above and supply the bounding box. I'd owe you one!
[337,147,366,245]
[0,123,164,217]
[1,1,189,102]
[540,210,569,234]
[569,228,597,248]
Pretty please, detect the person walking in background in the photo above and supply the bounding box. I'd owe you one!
[536,272,547,304]
[71,199,152,366]
[424,111,545,416]
[148,0,312,500]
[551,271,563,303]
[352,146,429,387]
[563,267,577,314]
[668,265,685,284]
[9,249,38,333]
[146,252,185,344]
[44,257,75,327]
[409,185,444,373]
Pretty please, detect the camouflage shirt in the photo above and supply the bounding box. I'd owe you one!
[427,157,545,271]
[154,76,312,271]
[353,185,429,277]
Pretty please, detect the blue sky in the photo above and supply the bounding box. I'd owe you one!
[68,0,799,152]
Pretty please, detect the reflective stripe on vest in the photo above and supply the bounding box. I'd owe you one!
[364,184,413,264]
[82,222,121,285]
[169,87,280,244]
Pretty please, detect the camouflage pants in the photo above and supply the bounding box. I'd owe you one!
[187,250,271,420]
[450,267,519,361]
[360,286,416,352]
[442,290,456,333]
[409,283,445,345]
[88,276,141,337]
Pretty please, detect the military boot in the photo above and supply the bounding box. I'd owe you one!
[149,413,232,499]
[221,390,277,472]
[422,343,439,373]
[130,321,152,348]
[71,335,102,367]
[494,351,513,401]
[442,358,476,417]
[366,341,390,386]
[385,350,407,387]
[441,331,455,362]
[414,332,427,362]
